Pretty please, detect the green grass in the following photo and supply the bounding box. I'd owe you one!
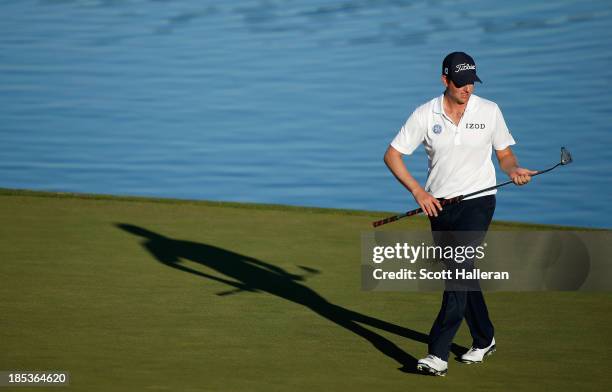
[0,189,610,391]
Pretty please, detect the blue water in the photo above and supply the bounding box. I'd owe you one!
[1,0,611,228]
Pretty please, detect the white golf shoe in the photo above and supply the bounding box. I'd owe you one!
[416,354,448,376]
[460,338,496,364]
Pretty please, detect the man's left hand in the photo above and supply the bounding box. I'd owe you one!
[509,167,538,185]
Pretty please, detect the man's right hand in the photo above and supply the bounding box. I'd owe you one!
[412,188,443,217]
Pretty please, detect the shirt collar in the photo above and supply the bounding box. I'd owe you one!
[433,93,479,115]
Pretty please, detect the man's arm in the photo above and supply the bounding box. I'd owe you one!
[384,145,442,217]
[495,147,537,185]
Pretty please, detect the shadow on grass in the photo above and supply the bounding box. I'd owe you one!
[116,223,466,374]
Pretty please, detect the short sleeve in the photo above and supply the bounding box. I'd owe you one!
[492,105,516,150]
[390,109,426,155]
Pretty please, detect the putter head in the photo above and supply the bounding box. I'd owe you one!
[560,147,573,165]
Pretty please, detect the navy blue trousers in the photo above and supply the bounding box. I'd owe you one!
[427,195,496,361]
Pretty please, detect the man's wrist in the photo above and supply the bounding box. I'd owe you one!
[410,186,425,196]
[506,166,519,176]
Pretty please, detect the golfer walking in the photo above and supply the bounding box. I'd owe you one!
[384,52,535,376]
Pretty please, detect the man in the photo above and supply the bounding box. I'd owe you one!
[383,52,536,376]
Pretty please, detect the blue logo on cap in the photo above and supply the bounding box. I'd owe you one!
[433,124,442,134]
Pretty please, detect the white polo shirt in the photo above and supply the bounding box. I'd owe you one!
[390,94,515,200]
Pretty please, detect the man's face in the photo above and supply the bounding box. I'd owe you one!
[442,75,474,105]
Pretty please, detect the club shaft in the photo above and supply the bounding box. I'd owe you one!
[462,180,513,199]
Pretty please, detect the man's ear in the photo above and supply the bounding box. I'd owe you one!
[441,75,449,88]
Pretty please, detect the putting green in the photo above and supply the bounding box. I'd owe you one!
[0,189,610,391]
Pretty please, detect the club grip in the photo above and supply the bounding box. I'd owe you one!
[440,196,463,206]
[371,196,464,227]
[372,215,400,227]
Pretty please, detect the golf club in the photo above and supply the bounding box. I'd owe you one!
[372,147,573,227]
